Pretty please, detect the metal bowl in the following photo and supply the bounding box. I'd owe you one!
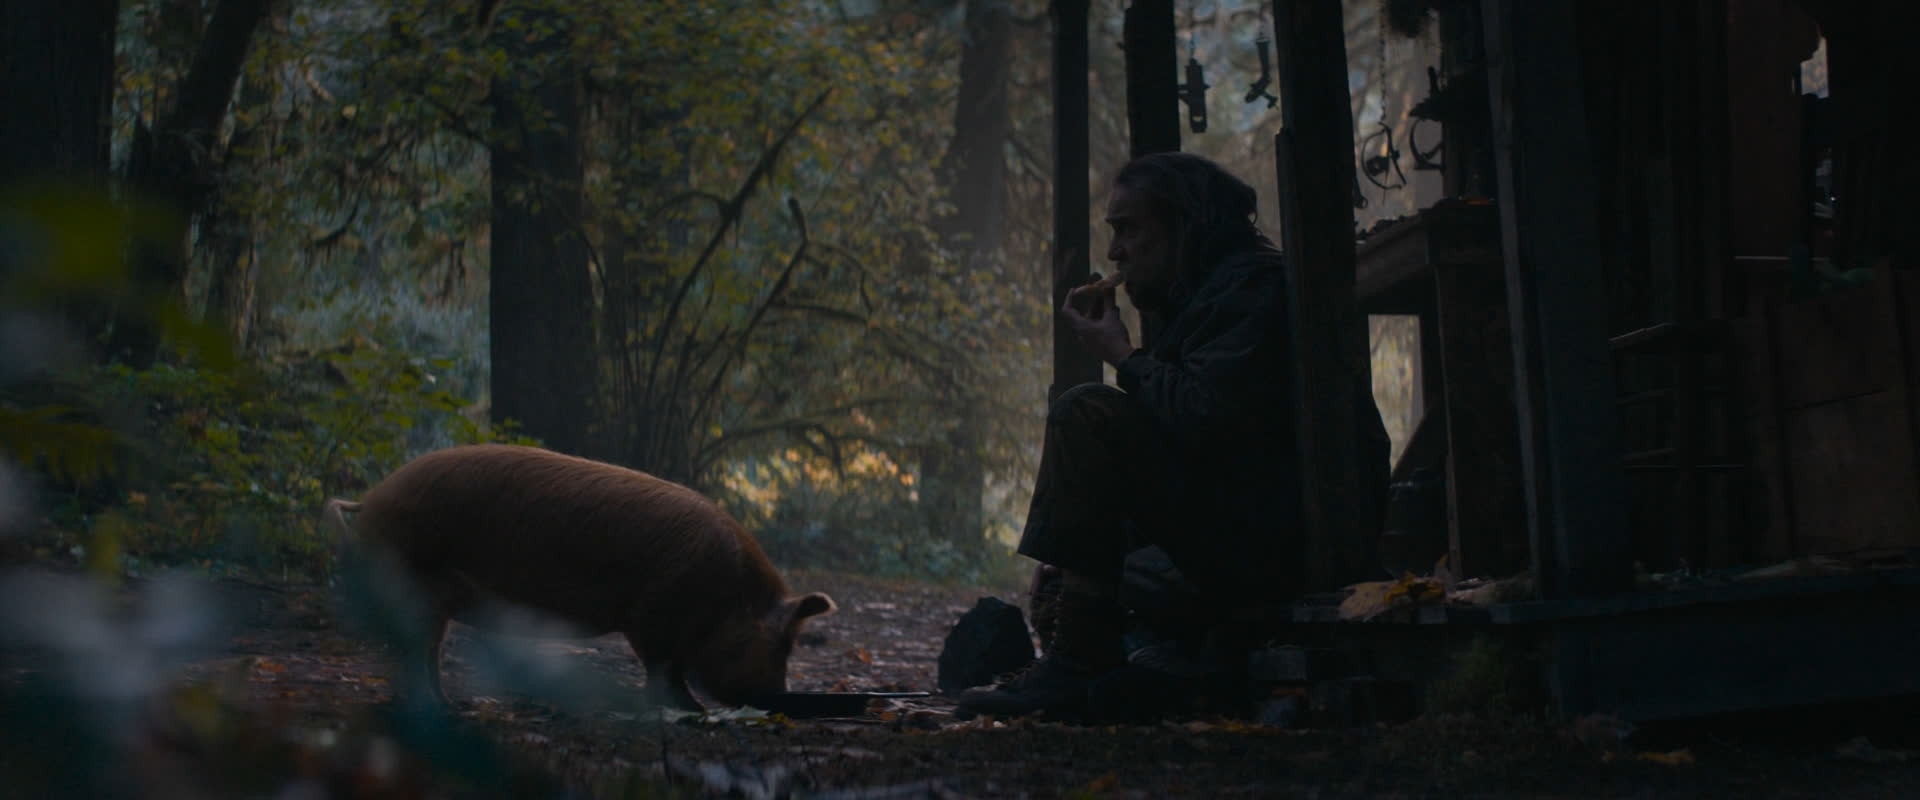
[756,691,930,719]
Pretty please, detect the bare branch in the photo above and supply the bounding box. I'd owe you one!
[688,197,811,431]
[642,89,834,407]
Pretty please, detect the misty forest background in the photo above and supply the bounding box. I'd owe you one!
[2,0,1449,588]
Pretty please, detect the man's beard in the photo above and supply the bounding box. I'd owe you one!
[1124,280,1170,313]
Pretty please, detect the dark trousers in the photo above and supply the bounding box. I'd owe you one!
[1017,383,1181,581]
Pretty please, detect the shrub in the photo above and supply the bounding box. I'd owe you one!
[37,341,533,583]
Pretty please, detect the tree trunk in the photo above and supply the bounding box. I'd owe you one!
[489,9,595,456]
[108,0,273,367]
[920,0,1015,556]
[1,0,120,347]
[0,0,118,187]
[203,40,287,354]
[200,207,260,352]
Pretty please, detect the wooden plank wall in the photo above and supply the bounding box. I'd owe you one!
[1482,0,1633,598]
[1768,267,1920,559]
[1573,0,1753,571]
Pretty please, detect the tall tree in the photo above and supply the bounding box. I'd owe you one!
[2,0,120,362]
[200,4,294,352]
[919,0,1016,554]
[488,5,594,456]
[0,0,119,189]
[109,0,275,367]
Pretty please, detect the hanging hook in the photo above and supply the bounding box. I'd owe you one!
[1182,57,1210,133]
[1359,121,1407,192]
[1246,32,1278,109]
[1179,0,1208,133]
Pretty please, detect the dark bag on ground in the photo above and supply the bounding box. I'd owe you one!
[936,597,1037,696]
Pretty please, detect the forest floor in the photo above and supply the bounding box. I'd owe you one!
[4,565,1920,798]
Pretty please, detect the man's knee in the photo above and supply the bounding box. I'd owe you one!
[1048,382,1129,426]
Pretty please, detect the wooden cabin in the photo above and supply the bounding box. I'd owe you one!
[1334,0,1919,723]
[1054,0,1920,723]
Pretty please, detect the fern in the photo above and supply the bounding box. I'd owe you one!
[0,404,120,486]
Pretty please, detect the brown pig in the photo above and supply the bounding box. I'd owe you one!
[323,444,833,711]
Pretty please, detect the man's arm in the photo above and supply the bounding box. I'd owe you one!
[1113,270,1291,448]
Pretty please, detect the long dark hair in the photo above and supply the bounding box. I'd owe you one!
[1112,152,1263,302]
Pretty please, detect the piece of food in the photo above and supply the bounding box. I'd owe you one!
[1082,270,1127,292]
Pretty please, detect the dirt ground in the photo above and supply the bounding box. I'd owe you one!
[5,566,1920,798]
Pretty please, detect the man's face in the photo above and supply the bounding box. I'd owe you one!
[1104,185,1175,312]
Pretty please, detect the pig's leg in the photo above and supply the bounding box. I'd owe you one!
[419,617,453,706]
[393,615,453,707]
[409,570,474,708]
[629,634,703,711]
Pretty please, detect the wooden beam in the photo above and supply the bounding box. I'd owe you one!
[1434,256,1529,578]
[1122,0,1180,348]
[1050,0,1099,403]
[1481,0,1632,598]
[1273,0,1379,591]
[1122,0,1181,158]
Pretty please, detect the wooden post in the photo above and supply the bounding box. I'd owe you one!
[1481,0,1632,599]
[1051,0,1099,403]
[1273,0,1375,591]
[1433,256,1530,578]
[1122,0,1181,348]
[1123,0,1181,158]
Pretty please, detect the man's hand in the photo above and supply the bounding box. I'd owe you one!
[1061,283,1135,366]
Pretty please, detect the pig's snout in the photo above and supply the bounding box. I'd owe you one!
[694,591,834,706]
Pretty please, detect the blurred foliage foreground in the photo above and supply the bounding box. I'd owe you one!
[0,184,625,797]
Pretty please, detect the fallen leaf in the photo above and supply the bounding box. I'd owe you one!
[1339,574,1445,620]
[1636,749,1695,766]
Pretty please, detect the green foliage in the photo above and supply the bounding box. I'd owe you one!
[715,454,1027,585]
[50,342,532,582]
[0,406,120,489]
[1,177,241,587]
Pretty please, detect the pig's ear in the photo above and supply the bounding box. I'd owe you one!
[795,592,835,620]
[779,592,836,634]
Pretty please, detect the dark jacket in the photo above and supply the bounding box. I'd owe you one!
[1113,234,1390,600]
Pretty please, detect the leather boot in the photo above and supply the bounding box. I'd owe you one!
[1028,564,1063,654]
[954,586,1126,720]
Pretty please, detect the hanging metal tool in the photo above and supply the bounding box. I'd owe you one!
[1359,120,1408,192]
[1408,66,1446,172]
[1179,1,1207,133]
[1245,32,1279,109]
[1182,57,1209,133]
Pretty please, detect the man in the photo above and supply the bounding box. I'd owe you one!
[956,152,1390,720]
